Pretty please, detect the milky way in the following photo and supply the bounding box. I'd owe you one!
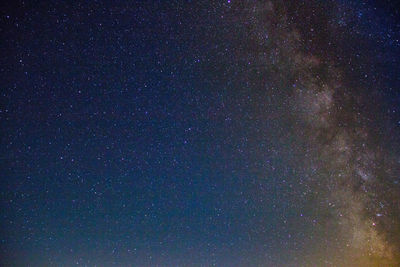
[1,0,400,266]
[243,1,400,265]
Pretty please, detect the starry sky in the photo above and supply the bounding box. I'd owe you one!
[1,0,400,266]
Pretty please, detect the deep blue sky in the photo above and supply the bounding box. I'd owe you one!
[1,1,400,266]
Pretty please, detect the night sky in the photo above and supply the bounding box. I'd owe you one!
[1,1,400,266]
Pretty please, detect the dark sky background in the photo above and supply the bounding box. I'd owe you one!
[1,0,400,266]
